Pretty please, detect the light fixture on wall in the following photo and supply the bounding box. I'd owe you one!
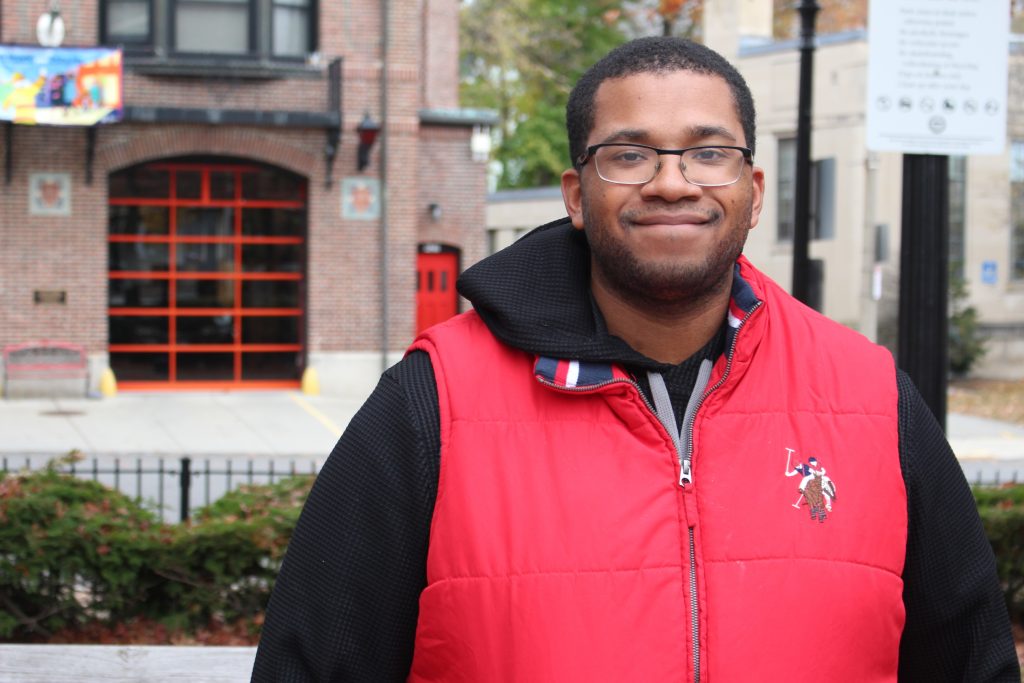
[356,113,381,172]
[36,1,66,48]
[427,202,442,222]
[470,125,491,162]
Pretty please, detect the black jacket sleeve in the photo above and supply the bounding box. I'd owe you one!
[896,370,1020,681]
[251,357,1020,681]
[251,351,440,683]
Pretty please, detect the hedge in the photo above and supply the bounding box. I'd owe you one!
[0,457,313,641]
[974,484,1024,624]
[1,460,1022,642]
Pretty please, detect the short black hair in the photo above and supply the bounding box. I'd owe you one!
[566,37,757,166]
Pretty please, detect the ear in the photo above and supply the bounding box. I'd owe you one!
[748,165,765,230]
[561,168,585,230]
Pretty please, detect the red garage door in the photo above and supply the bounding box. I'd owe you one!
[107,160,306,390]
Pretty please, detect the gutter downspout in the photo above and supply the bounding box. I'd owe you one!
[379,0,390,374]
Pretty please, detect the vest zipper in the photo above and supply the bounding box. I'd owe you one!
[534,303,763,683]
[679,300,762,683]
[681,300,764,486]
[689,527,699,683]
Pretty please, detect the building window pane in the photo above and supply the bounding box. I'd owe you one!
[1012,141,1024,280]
[107,0,151,40]
[777,137,796,242]
[948,156,967,279]
[175,0,250,54]
[811,157,835,241]
[273,0,310,57]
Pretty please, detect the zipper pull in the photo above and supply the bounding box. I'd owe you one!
[679,458,693,486]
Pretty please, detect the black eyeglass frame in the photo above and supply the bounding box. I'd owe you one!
[575,143,754,187]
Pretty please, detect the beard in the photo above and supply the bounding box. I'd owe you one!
[581,199,751,316]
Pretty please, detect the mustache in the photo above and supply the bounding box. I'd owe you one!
[620,205,722,224]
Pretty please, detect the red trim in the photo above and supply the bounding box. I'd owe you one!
[109,308,301,316]
[108,162,307,389]
[109,272,301,280]
[109,235,302,245]
[110,344,301,352]
[119,380,301,391]
[109,198,306,209]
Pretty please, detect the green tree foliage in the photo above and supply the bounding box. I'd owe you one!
[948,272,988,377]
[461,0,711,189]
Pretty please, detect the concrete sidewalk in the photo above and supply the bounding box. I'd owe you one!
[0,391,1021,482]
[0,392,363,461]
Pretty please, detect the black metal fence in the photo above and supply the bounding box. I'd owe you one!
[2,455,1018,523]
[2,456,321,523]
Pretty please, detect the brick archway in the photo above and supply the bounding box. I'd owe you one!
[97,126,319,180]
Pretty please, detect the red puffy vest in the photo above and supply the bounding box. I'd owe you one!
[408,258,906,682]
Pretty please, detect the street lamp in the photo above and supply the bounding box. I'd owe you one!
[356,113,381,172]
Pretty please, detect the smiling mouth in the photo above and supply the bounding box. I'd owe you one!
[628,211,719,228]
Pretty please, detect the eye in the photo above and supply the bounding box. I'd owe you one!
[689,147,730,164]
[607,146,652,164]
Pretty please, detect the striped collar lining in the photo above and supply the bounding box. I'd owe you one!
[534,264,762,389]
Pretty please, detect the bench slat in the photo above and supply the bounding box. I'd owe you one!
[0,644,257,683]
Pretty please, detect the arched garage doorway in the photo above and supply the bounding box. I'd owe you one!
[107,159,307,389]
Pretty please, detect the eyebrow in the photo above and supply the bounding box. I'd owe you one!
[597,125,739,146]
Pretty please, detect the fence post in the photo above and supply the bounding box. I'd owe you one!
[180,457,192,523]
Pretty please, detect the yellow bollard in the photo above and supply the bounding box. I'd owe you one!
[99,367,117,397]
[301,366,320,396]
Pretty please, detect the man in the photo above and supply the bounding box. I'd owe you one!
[252,37,1019,681]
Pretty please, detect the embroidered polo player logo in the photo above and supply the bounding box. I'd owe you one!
[784,448,837,523]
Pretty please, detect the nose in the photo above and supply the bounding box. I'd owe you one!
[639,154,704,202]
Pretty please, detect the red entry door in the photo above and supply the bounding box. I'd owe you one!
[416,250,459,334]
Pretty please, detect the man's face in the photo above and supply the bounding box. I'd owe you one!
[561,70,765,311]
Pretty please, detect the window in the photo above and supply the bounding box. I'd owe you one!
[104,0,154,47]
[948,156,967,280]
[1012,141,1024,280]
[776,138,834,242]
[100,0,315,61]
[272,0,312,57]
[810,157,835,241]
[777,137,796,242]
[173,0,252,55]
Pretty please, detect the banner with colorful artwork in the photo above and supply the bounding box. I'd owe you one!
[0,46,122,125]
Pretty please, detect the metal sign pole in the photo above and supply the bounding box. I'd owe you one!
[791,0,820,307]
[897,154,949,429]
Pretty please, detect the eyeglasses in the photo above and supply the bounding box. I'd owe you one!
[576,143,753,187]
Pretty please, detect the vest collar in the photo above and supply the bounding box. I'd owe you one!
[534,263,764,390]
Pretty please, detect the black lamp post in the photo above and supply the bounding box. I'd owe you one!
[356,113,381,172]
[791,0,820,308]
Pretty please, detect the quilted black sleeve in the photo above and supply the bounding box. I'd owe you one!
[251,351,441,682]
[896,370,1020,681]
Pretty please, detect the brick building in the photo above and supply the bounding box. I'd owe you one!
[0,0,493,398]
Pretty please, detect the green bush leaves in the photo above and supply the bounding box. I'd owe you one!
[0,462,313,641]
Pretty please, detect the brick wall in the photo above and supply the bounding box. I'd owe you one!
[1,0,482,370]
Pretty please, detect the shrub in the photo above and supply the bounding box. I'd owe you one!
[0,458,315,642]
[0,459,169,639]
[974,485,1024,623]
[154,475,314,630]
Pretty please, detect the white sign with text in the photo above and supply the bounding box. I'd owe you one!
[866,0,1009,155]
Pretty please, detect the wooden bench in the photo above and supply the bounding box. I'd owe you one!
[2,341,89,398]
[0,644,257,682]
